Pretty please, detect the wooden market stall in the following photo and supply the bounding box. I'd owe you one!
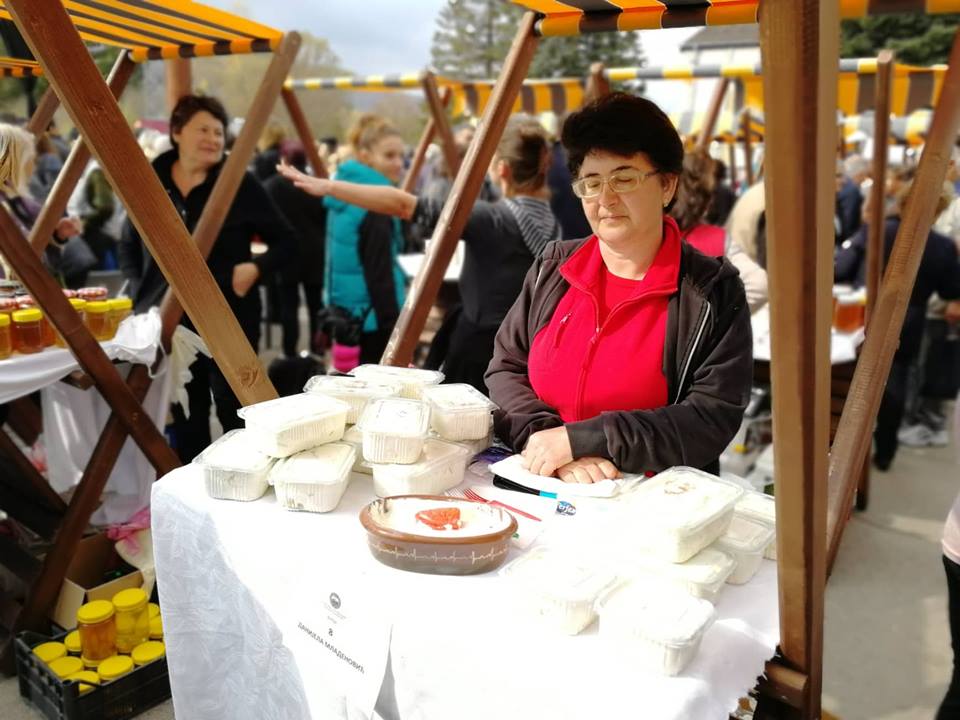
[381,1,960,717]
[0,0,305,669]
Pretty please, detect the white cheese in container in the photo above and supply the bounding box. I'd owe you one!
[500,546,617,635]
[303,374,401,424]
[620,467,743,563]
[349,364,444,399]
[342,425,372,474]
[596,579,716,676]
[370,439,470,497]
[714,515,775,584]
[237,393,350,458]
[194,429,274,502]
[735,489,777,559]
[357,398,430,464]
[624,547,736,604]
[421,383,498,441]
[270,442,356,513]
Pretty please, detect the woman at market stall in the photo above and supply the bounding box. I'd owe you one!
[669,149,725,257]
[485,93,753,483]
[277,116,560,391]
[117,95,294,462]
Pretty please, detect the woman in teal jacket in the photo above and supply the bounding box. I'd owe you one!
[325,114,407,364]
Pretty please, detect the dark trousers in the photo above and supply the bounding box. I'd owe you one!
[442,315,499,396]
[170,353,245,463]
[360,326,393,365]
[874,358,909,468]
[938,555,960,720]
[279,280,323,357]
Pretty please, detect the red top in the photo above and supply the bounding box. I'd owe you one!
[682,223,725,257]
[528,217,682,423]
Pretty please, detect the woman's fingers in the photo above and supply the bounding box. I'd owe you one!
[597,459,620,479]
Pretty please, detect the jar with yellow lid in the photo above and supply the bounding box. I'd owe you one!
[12,308,44,354]
[112,588,150,653]
[0,313,11,359]
[131,640,165,666]
[64,630,82,655]
[49,655,84,679]
[77,599,116,664]
[32,641,67,665]
[149,615,163,640]
[84,301,114,341]
[148,602,160,619]
[54,298,87,348]
[97,654,134,682]
[66,670,100,695]
[107,297,133,336]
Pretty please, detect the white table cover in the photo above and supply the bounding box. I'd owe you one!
[751,303,864,364]
[153,465,780,720]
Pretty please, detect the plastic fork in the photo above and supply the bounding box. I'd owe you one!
[448,487,541,522]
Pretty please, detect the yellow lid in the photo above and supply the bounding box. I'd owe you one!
[131,641,165,666]
[148,603,161,619]
[33,642,67,664]
[84,301,110,314]
[0,313,9,327]
[97,655,134,681]
[66,670,100,686]
[82,656,102,669]
[63,631,82,654]
[12,308,42,323]
[149,616,163,639]
[49,656,84,679]
[77,599,115,625]
[68,298,87,311]
[108,297,133,311]
[112,588,148,612]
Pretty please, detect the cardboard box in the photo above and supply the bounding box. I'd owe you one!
[51,533,143,630]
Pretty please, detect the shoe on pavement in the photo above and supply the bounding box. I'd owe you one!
[898,424,935,447]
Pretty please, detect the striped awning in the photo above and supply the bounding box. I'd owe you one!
[670,108,763,143]
[0,1,283,62]
[843,109,933,146]
[509,1,960,35]
[448,77,586,117]
[0,57,40,78]
[285,73,425,92]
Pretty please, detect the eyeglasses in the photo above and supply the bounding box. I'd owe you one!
[571,168,660,199]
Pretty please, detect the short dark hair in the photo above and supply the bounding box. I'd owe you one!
[169,95,229,148]
[561,92,683,180]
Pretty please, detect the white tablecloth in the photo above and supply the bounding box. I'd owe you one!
[751,303,864,364]
[152,465,780,720]
[397,241,464,283]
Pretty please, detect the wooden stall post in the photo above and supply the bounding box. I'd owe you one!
[25,85,58,137]
[743,108,755,186]
[382,12,540,366]
[422,72,460,183]
[756,2,838,717]
[401,86,452,193]
[165,57,192,111]
[697,77,729,151]
[826,31,960,570]
[728,141,738,192]
[584,61,610,104]
[281,86,328,179]
[6,0,277,406]
[866,50,894,327]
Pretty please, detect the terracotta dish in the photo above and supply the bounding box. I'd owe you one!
[359,495,518,575]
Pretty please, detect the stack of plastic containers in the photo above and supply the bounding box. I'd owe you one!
[304,374,402,424]
[194,429,276,502]
[349,364,443,399]
[734,489,777,559]
[270,442,357,513]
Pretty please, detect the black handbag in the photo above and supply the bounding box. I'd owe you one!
[316,305,372,346]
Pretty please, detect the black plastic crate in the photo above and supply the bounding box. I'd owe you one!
[15,630,171,720]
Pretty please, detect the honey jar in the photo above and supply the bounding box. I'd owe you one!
[832,293,865,333]
[49,656,84,679]
[12,308,44,354]
[131,640,165,666]
[97,654,134,683]
[32,641,67,665]
[107,297,133,336]
[55,298,87,348]
[84,301,114,341]
[112,588,150,653]
[0,313,11,359]
[76,599,117,664]
[65,670,100,695]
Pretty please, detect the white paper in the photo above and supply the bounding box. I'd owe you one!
[487,454,642,498]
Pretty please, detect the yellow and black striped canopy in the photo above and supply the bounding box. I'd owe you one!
[0,57,41,78]
[448,77,585,117]
[284,74,425,92]
[0,1,283,62]
[509,1,960,35]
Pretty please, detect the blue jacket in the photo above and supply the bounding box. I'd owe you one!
[324,160,406,333]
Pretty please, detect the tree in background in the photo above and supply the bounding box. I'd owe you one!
[431,0,524,79]
[841,14,960,65]
[530,32,646,80]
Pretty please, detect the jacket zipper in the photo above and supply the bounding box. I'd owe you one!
[574,293,602,420]
[674,301,711,404]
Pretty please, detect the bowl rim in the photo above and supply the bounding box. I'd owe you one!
[359,494,518,546]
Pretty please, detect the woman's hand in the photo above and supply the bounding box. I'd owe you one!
[55,216,83,240]
[556,457,621,484]
[277,161,332,197]
[232,262,260,298]
[521,426,573,477]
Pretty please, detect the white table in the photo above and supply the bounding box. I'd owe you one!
[152,464,780,720]
[751,303,864,364]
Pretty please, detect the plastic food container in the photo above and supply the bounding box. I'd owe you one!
[237,392,350,457]
[97,654,134,682]
[500,546,617,635]
[620,467,743,562]
[357,398,431,464]
[350,364,444,399]
[12,308,44,353]
[626,547,736,604]
[303,374,402,424]
[32,641,67,665]
[112,588,150,653]
[270,442,356,513]
[371,439,470,497]
[714,515,775,584]
[596,579,716,676]
[735,490,777,560]
[131,640,166,666]
[76,600,117,664]
[422,383,498,441]
[193,429,275,501]
[342,425,373,474]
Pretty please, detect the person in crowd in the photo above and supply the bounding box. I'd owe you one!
[836,154,869,243]
[279,116,560,393]
[68,159,125,271]
[263,140,326,357]
[705,158,735,226]
[937,419,960,719]
[726,179,765,264]
[670,150,725,257]
[835,178,960,471]
[117,95,294,462]
[543,113,592,241]
[484,93,752,483]
[252,122,285,182]
[46,120,70,161]
[28,133,63,203]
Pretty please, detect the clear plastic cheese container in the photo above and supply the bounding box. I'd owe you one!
[269,442,356,513]
[714,515,775,584]
[237,393,350,458]
[303,374,401,425]
[421,383,498,441]
[735,490,777,560]
[627,547,736,604]
[342,425,372,474]
[596,579,716,676]
[194,429,275,501]
[357,398,431,464]
[370,439,470,497]
[500,546,618,635]
[349,364,444,400]
[620,467,744,563]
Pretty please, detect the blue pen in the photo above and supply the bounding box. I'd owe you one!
[493,475,557,498]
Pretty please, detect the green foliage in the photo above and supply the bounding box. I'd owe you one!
[431,0,524,79]
[530,32,646,80]
[841,14,960,65]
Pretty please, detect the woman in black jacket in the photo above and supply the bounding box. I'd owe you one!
[118,95,294,462]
